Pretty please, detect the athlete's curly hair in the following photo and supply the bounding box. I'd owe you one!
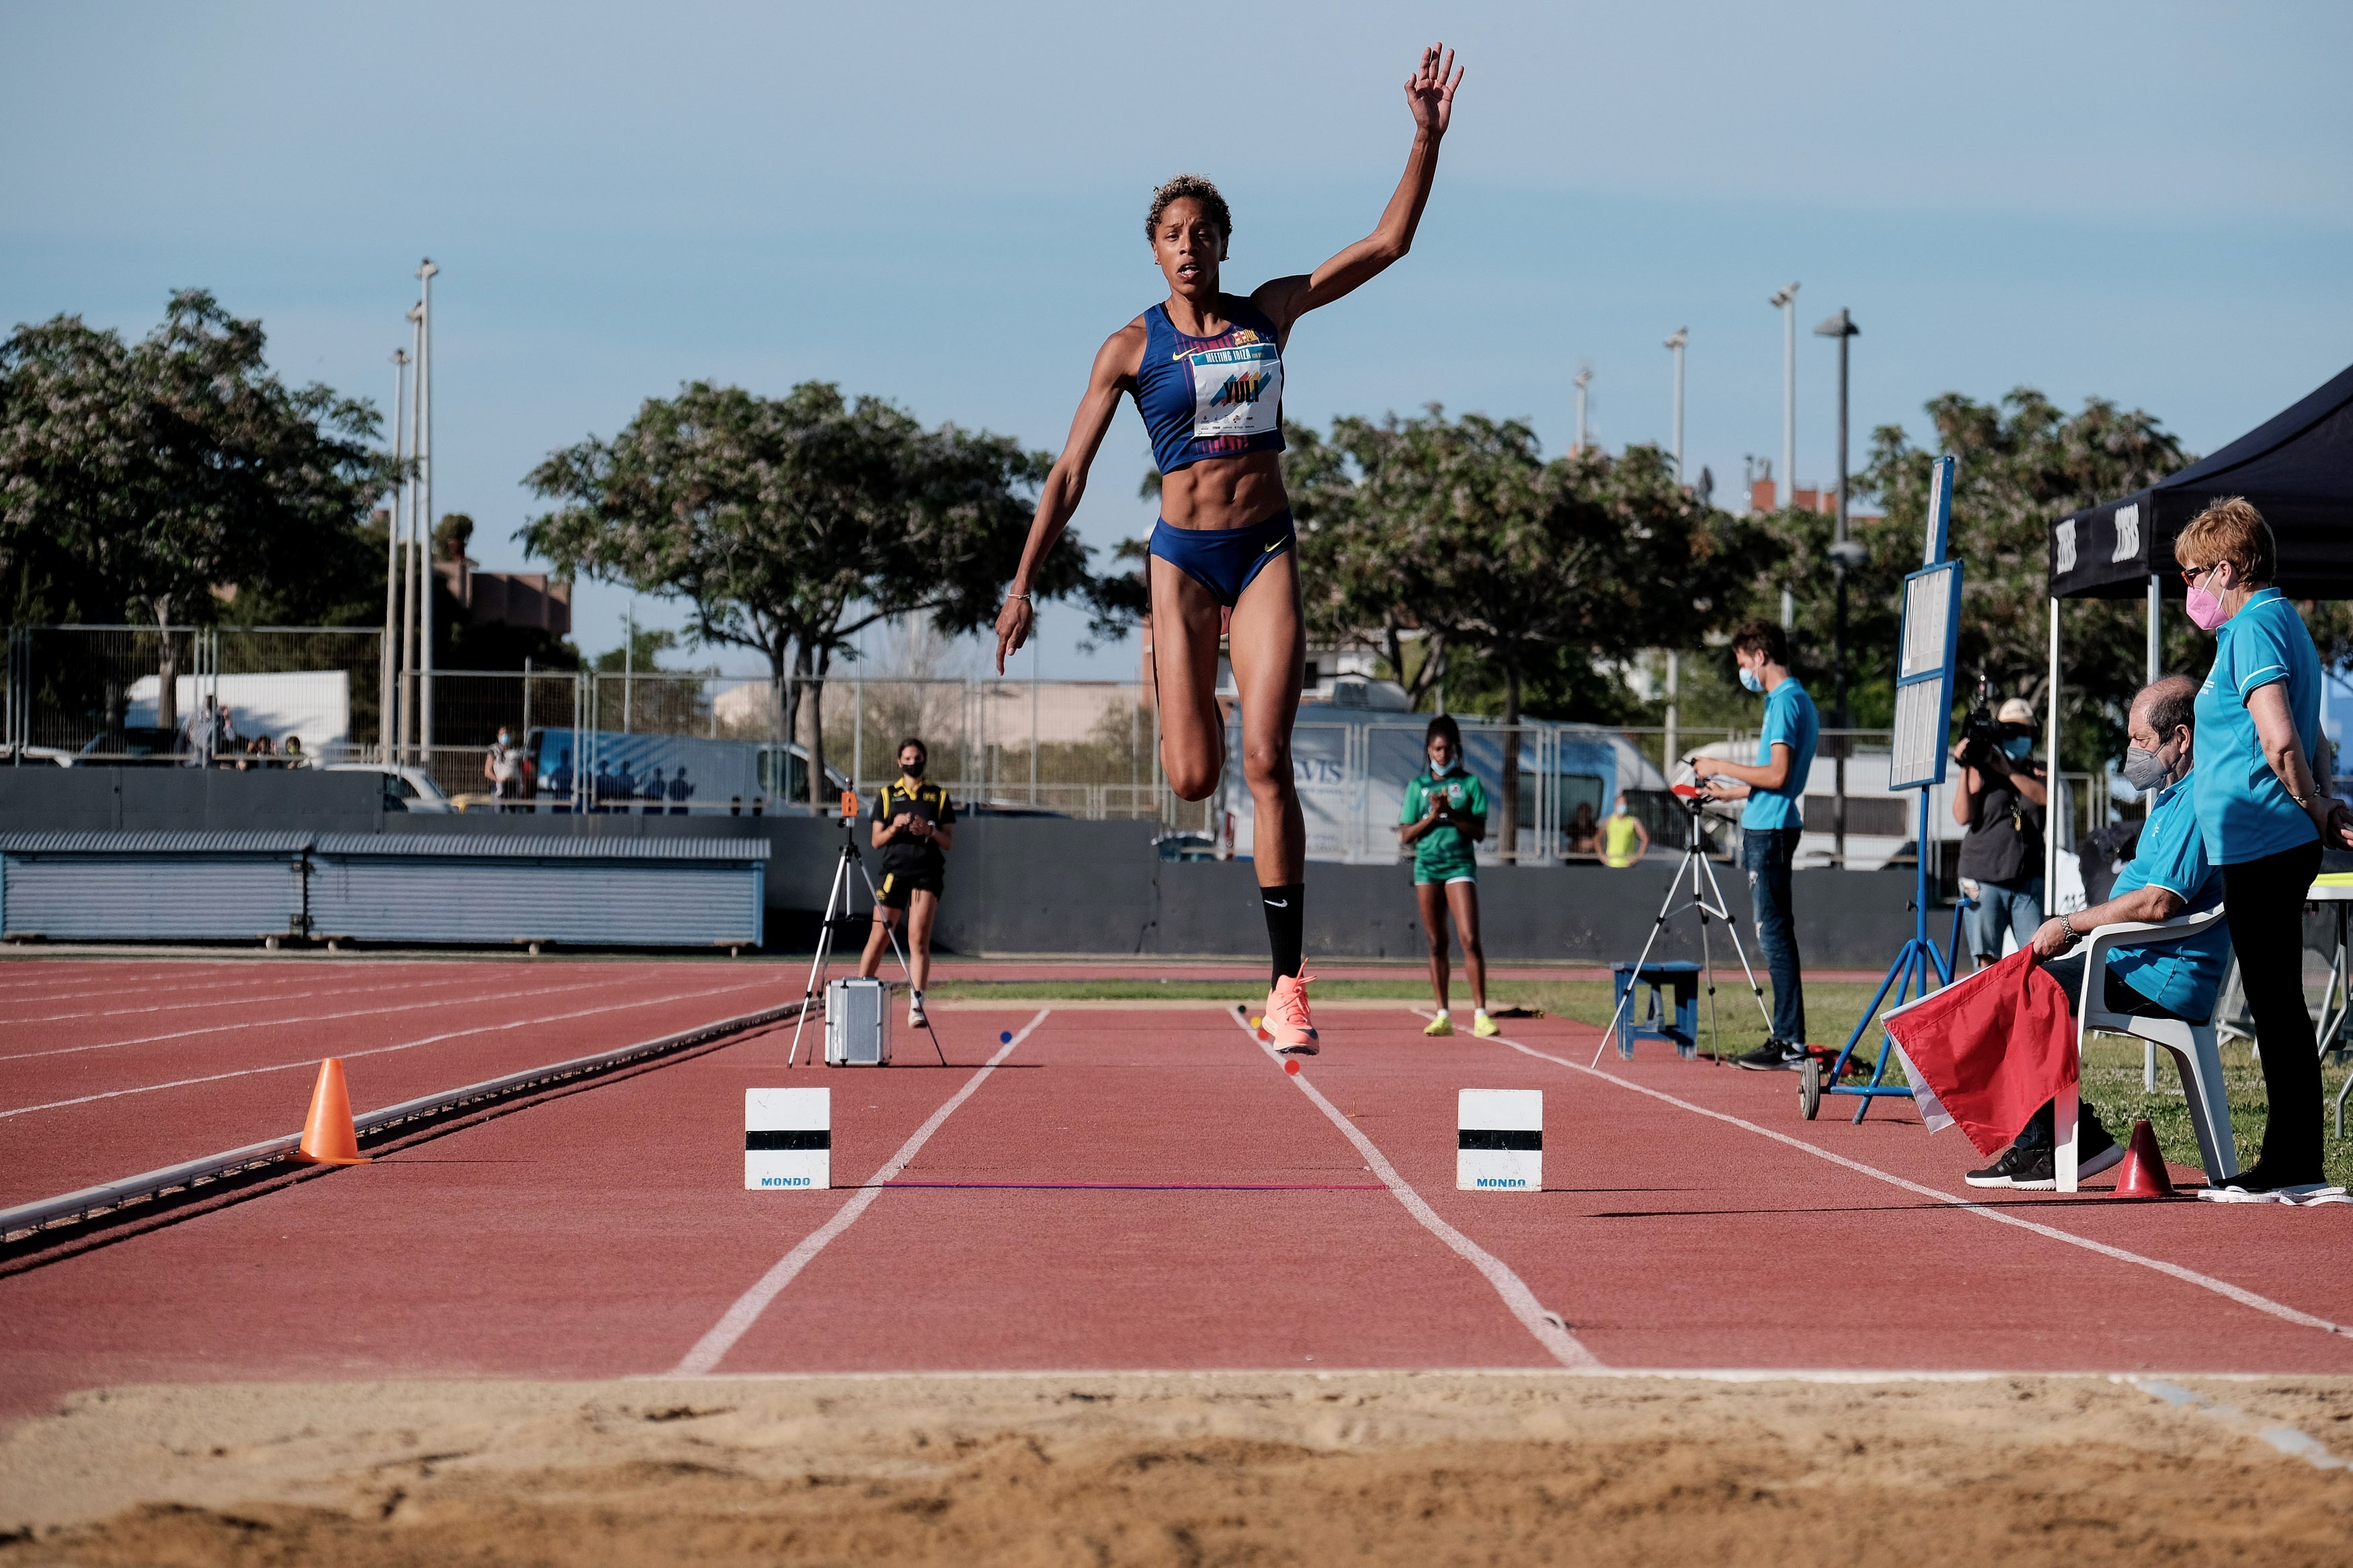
[1145,174,1232,248]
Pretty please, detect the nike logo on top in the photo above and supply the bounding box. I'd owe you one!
[1263,898,1289,908]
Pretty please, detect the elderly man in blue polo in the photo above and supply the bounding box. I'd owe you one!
[1962,675,2227,1191]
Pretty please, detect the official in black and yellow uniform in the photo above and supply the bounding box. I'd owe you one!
[858,738,955,1026]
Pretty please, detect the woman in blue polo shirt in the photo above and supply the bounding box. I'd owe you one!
[2176,499,2353,1192]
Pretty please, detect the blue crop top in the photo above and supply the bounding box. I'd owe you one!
[1135,299,1286,477]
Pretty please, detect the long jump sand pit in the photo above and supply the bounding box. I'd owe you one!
[3,1372,2348,1565]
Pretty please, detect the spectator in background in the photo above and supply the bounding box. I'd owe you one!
[1953,697,2048,967]
[182,695,221,768]
[483,727,523,811]
[644,765,667,816]
[1563,800,1599,858]
[282,735,306,768]
[2176,497,2353,1193]
[1692,618,1821,1071]
[1600,792,1651,868]
[668,765,692,815]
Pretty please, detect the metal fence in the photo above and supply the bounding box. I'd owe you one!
[3,625,383,766]
[0,628,2110,869]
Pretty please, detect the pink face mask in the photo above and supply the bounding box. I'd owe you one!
[2185,564,2232,631]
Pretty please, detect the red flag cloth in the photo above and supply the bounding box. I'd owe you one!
[1880,949,2077,1157]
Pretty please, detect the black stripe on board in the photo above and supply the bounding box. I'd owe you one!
[746,1130,831,1151]
[1457,1129,1542,1151]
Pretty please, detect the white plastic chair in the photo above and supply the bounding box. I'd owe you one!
[2055,904,2239,1192]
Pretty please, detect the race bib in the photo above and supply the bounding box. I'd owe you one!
[1188,339,1281,440]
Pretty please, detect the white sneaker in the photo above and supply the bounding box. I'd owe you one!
[908,993,928,1028]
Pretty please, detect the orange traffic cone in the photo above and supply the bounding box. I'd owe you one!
[290,1057,370,1165]
[2109,1118,2173,1198]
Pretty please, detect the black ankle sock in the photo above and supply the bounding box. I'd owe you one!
[1263,883,1304,985]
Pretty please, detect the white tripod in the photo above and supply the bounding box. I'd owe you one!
[787,807,947,1069]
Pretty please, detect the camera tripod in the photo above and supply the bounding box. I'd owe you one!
[1589,788,1776,1068]
[787,799,948,1069]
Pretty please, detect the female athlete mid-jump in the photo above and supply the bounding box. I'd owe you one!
[994,44,1463,1054]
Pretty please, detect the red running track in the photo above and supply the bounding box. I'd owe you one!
[0,960,793,1208]
[3,1002,2348,1419]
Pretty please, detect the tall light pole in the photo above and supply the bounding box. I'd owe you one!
[415,257,439,764]
[1663,327,1688,478]
[403,304,424,763]
[383,348,409,764]
[1572,366,1592,456]
[1815,306,1863,864]
[1769,282,1799,509]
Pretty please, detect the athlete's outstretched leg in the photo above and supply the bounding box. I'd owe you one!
[1229,551,1316,1050]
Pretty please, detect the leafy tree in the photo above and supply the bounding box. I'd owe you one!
[1292,407,1766,856]
[0,290,393,729]
[1860,389,2200,770]
[524,380,1107,803]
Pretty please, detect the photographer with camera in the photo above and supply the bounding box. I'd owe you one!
[1951,696,2048,969]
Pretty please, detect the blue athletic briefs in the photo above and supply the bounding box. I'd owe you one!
[1148,509,1296,608]
[1742,676,1819,832]
[2104,772,2230,1019]
[2193,587,2322,865]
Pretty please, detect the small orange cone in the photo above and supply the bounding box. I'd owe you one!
[290,1057,370,1165]
[2109,1118,2173,1198]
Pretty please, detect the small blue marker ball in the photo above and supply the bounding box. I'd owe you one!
[1000,1030,1012,1044]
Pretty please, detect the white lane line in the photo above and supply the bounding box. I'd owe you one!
[1228,1011,1600,1370]
[3,973,485,1027]
[0,971,350,1009]
[0,968,666,1063]
[0,977,782,1118]
[1478,1026,2348,1339]
[674,1008,1050,1376]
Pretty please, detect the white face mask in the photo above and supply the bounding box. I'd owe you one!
[1739,663,1764,694]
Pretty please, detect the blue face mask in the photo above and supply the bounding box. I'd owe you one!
[1738,665,1764,694]
[2002,736,2033,761]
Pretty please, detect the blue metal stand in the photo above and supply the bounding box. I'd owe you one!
[1813,789,1972,1122]
[1611,961,1702,1059]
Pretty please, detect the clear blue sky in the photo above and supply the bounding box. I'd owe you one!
[5,1,2348,678]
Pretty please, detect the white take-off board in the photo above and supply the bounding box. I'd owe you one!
[1458,1088,1543,1192]
[746,1087,830,1190]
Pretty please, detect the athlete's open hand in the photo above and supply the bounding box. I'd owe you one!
[993,593,1033,674]
[1404,43,1462,136]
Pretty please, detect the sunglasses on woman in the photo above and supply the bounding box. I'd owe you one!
[2179,561,2225,587]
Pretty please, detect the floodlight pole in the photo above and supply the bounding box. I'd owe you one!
[416,258,439,764]
[1663,328,1688,478]
[1816,308,1861,864]
[384,348,409,764]
[1770,284,1798,511]
[403,304,425,764]
[1572,366,1591,456]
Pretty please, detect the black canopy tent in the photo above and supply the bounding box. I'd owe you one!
[2039,361,2353,895]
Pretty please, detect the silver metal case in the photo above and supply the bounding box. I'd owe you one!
[824,977,891,1066]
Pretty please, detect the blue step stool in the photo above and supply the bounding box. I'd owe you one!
[1610,961,1700,1059]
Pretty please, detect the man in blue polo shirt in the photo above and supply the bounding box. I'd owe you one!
[1964,675,2229,1190]
[1692,619,1821,1069]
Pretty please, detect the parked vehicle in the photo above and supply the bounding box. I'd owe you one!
[325,763,454,813]
[17,727,187,766]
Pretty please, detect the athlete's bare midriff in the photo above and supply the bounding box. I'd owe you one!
[1156,451,1289,532]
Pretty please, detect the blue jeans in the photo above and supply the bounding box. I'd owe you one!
[1742,826,1805,1044]
[1964,875,2044,962]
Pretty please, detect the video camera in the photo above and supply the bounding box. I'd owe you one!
[1954,680,2032,771]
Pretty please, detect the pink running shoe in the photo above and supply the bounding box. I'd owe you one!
[1264,972,1320,1053]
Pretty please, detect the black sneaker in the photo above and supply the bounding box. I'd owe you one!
[2006,1137,2125,1191]
[1733,1039,1808,1071]
[1964,1144,2039,1188]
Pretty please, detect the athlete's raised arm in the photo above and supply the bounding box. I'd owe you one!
[1254,43,1462,335]
[994,319,1145,673]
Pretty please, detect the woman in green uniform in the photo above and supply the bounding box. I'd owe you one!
[1398,715,1498,1038]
